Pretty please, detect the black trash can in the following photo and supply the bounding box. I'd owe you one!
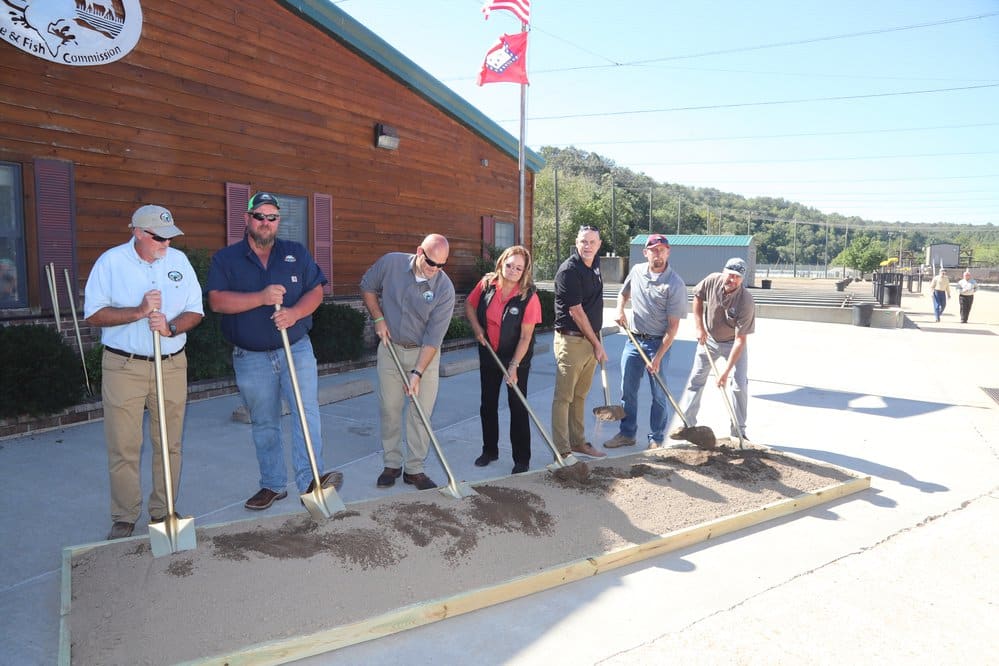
[884,284,901,307]
[761,279,772,289]
[852,303,874,327]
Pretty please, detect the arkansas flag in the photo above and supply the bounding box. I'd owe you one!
[477,32,529,86]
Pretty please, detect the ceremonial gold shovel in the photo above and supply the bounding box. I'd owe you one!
[384,340,476,499]
[148,328,197,557]
[276,305,346,520]
[480,342,585,473]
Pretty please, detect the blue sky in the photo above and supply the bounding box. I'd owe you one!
[335,0,999,226]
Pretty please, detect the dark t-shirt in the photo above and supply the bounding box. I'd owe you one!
[554,251,603,334]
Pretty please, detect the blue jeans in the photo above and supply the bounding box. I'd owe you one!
[619,337,672,444]
[932,290,947,320]
[233,336,323,494]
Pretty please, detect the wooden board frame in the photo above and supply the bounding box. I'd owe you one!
[59,451,870,665]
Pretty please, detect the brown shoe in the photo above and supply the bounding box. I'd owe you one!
[107,521,134,540]
[149,512,181,524]
[244,488,288,510]
[571,442,607,458]
[403,472,437,490]
[377,467,402,488]
[602,433,636,449]
[306,471,343,493]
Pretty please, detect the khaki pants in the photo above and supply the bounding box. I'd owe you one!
[550,333,597,454]
[102,349,187,523]
[376,343,441,474]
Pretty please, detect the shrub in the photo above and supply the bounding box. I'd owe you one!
[177,247,233,381]
[443,316,474,341]
[0,324,85,417]
[536,289,556,327]
[310,302,366,363]
[84,342,103,395]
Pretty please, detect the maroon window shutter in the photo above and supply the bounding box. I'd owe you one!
[313,193,333,296]
[226,183,250,245]
[481,215,495,258]
[34,159,76,312]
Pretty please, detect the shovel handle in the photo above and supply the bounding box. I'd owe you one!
[151,327,178,518]
[275,305,326,491]
[703,343,743,446]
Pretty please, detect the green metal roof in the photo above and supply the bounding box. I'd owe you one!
[278,1,545,172]
[632,234,754,247]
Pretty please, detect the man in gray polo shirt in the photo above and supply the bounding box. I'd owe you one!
[361,234,455,491]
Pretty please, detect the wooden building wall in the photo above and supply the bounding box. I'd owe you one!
[0,0,533,304]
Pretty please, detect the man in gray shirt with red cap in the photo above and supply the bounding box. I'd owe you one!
[676,257,755,441]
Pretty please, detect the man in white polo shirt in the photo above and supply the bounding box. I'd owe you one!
[84,205,204,540]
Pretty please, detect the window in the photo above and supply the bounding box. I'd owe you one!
[0,163,26,308]
[274,193,308,246]
[494,220,515,250]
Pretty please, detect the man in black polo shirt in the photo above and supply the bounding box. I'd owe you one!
[551,225,607,459]
[207,192,340,511]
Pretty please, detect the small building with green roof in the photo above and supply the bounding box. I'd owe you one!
[629,235,756,286]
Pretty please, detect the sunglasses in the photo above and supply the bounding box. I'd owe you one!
[250,212,280,222]
[421,250,447,268]
[144,230,170,243]
[503,262,525,273]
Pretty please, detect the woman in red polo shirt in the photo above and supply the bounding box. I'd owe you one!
[466,245,542,474]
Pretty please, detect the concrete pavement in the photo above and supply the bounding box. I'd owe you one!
[1,280,996,664]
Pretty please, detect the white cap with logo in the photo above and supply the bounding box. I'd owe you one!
[130,205,184,238]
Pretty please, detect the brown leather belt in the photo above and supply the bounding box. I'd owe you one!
[393,342,420,349]
[555,328,585,338]
[105,346,184,362]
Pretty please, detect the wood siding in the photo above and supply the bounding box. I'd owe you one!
[0,0,533,302]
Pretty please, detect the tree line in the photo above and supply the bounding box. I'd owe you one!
[531,146,999,278]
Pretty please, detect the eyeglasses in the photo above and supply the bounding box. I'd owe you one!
[421,250,447,268]
[250,212,280,222]
[503,262,525,273]
[144,230,170,243]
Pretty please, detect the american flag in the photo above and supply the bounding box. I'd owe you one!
[482,0,531,25]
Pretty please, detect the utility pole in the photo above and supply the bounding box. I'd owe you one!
[747,211,751,236]
[611,185,616,254]
[648,187,653,233]
[824,220,829,279]
[553,169,560,263]
[792,219,798,278]
[704,205,710,234]
[676,195,681,234]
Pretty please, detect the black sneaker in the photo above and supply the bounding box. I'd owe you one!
[474,453,499,467]
[244,488,288,510]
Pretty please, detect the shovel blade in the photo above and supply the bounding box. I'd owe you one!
[593,405,626,421]
[301,487,346,520]
[669,425,717,450]
[546,452,582,471]
[149,516,197,558]
[439,481,478,500]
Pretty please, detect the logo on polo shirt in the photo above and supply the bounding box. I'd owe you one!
[284,255,296,262]
[510,306,520,315]
[168,271,182,282]
[423,290,434,303]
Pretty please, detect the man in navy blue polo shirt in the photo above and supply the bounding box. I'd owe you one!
[207,192,340,511]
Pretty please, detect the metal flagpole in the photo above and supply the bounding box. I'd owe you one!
[517,23,527,243]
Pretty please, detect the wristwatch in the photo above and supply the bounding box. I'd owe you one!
[168,322,178,337]
[410,368,423,378]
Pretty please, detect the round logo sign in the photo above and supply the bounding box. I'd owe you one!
[1,1,143,66]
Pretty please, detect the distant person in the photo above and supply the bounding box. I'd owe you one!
[467,245,542,474]
[207,192,340,512]
[675,257,755,442]
[929,268,949,322]
[603,234,688,451]
[551,225,607,459]
[84,205,204,540]
[955,270,978,323]
[361,234,456,491]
